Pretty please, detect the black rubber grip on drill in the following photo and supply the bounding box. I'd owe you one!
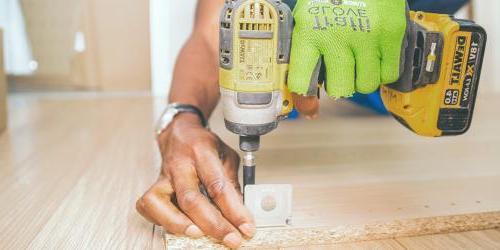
[243,165,255,188]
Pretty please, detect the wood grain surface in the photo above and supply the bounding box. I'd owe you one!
[0,93,161,249]
[169,94,500,248]
[0,92,499,249]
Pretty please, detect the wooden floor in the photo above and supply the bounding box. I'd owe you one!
[0,92,499,249]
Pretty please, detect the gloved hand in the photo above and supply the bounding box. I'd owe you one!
[287,0,408,98]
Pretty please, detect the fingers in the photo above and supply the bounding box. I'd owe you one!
[169,156,243,248]
[323,48,355,98]
[193,141,256,239]
[136,178,202,237]
[379,1,411,84]
[288,42,321,118]
[136,198,160,225]
[220,144,242,192]
[288,36,321,96]
[292,93,319,120]
[380,44,403,84]
[354,47,381,94]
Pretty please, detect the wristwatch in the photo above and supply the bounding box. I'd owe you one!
[155,103,208,136]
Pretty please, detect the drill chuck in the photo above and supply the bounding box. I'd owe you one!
[239,135,260,152]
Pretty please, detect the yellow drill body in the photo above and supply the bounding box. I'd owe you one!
[219,0,293,139]
[381,11,487,137]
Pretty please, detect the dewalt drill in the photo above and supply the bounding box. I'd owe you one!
[219,1,487,187]
[219,0,293,188]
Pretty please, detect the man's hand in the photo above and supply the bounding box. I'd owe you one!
[136,114,255,248]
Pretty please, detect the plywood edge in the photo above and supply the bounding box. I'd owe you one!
[164,211,500,249]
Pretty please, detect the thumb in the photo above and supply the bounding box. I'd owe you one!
[292,93,319,120]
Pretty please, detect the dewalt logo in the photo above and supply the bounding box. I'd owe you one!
[450,36,467,85]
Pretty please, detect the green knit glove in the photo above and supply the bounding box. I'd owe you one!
[287,0,407,98]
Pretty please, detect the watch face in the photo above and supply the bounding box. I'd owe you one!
[165,109,178,120]
[155,108,179,135]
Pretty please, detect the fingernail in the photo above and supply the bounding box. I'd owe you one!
[185,225,204,238]
[223,232,242,249]
[239,223,256,238]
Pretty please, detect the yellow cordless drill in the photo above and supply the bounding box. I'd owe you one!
[219,0,293,188]
[219,1,487,187]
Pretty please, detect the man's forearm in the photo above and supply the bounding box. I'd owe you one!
[168,34,220,119]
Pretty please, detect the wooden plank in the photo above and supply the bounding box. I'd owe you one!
[17,0,150,91]
[397,229,500,249]
[165,238,405,250]
[1,93,499,248]
[84,0,151,91]
[19,0,81,77]
[165,212,500,249]
[0,29,6,132]
[288,240,404,250]
[18,0,90,89]
[166,95,500,248]
[0,94,157,248]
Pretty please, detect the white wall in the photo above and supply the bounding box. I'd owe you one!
[150,0,197,97]
[0,0,34,75]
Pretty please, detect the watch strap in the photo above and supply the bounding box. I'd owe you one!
[155,103,208,136]
[172,103,208,128]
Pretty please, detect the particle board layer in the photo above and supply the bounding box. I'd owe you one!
[166,94,500,248]
[167,229,500,249]
[165,212,500,249]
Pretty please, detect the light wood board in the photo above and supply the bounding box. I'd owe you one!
[165,212,500,249]
[167,94,500,248]
[282,229,500,250]
[0,93,499,249]
[397,229,500,249]
[0,93,161,249]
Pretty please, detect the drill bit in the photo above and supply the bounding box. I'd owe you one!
[239,135,260,192]
[243,151,256,188]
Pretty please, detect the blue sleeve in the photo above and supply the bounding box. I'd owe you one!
[285,0,469,14]
[408,0,469,14]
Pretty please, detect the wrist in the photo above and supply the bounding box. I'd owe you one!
[171,112,204,128]
[158,112,204,143]
[156,103,208,135]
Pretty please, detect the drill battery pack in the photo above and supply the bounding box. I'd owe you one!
[381,11,487,137]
